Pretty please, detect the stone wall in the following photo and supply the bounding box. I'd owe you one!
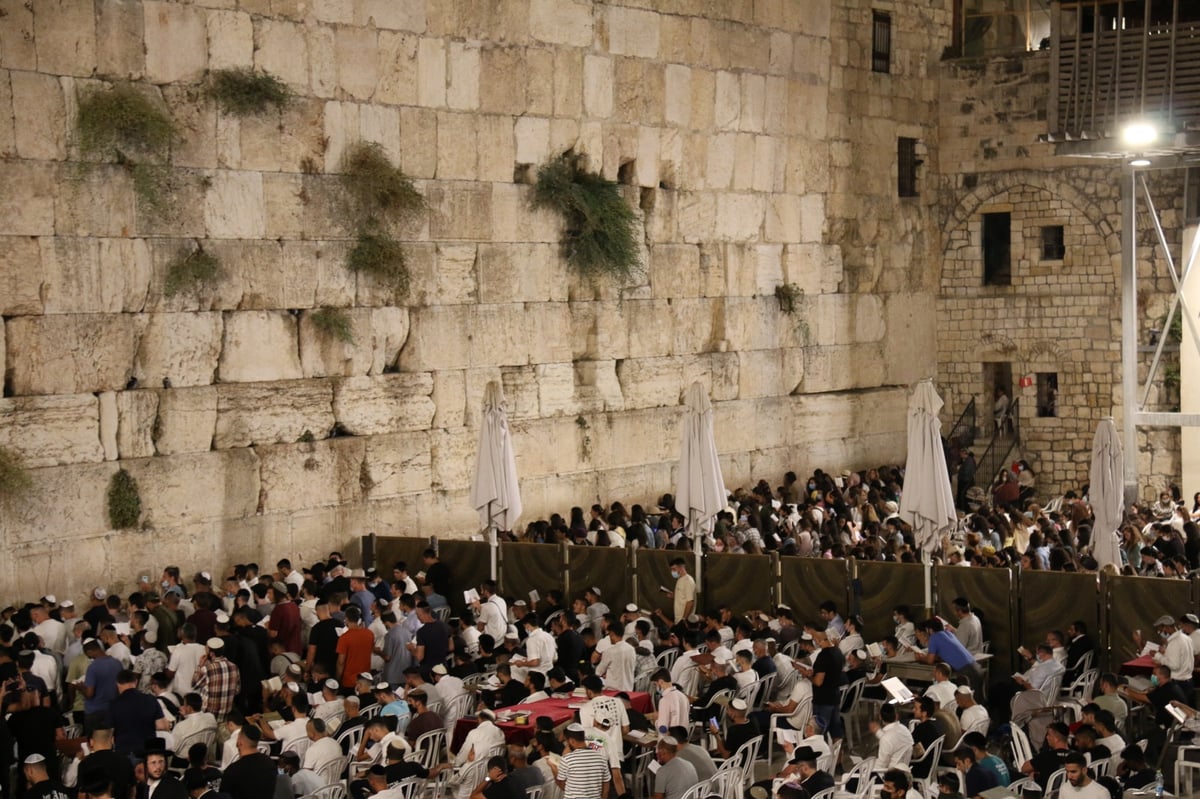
[936,52,1184,497]
[0,0,948,601]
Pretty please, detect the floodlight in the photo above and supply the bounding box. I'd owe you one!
[1121,122,1158,148]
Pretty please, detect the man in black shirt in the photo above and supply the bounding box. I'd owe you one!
[108,670,165,755]
[420,549,453,602]
[1021,722,1072,784]
[714,697,761,759]
[77,728,135,799]
[220,727,276,799]
[21,754,70,799]
[803,628,845,739]
[910,697,946,773]
[553,615,584,681]
[306,601,341,676]
[411,604,450,669]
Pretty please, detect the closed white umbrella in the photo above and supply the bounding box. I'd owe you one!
[676,382,727,584]
[470,381,522,580]
[899,379,958,560]
[1089,417,1124,570]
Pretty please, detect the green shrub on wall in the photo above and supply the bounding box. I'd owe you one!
[76,84,175,159]
[310,307,356,344]
[107,468,142,530]
[206,68,291,116]
[164,246,223,297]
[532,152,642,282]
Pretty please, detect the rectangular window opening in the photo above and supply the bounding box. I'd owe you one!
[1036,373,1058,418]
[1040,225,1065,261]
[872,11,892,73]
[898,137,920,198]
[982,212,1012,286]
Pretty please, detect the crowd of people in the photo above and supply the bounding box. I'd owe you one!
[3,463,1198,799]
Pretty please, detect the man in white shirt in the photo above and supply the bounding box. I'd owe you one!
[431,664,465,705]
[171,693,218,758]
[585,587,610,638]
[100,626,133,669]
[651,669,690,731]
[279,558,306,591]
[871,702,913,773]
[923,663,958,710]
[311,679,347,733]
[451,709,504,767]
[595,623,636,692]
[474,581,507,642]
[220,713,243,769]
[949,598,984,656]
[1151,615,1196,694]
[1059,751,1110,799]
[1179,613,1200,654]
[165,624,207,698]
[31,604,68,657]
[301,718,342,774]
[955,686,990,735]
[513,614,557,682]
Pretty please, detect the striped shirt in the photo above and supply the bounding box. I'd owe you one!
[558,746,611,799]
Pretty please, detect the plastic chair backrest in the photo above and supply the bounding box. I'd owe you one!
[1011,723,1033,767]
[336,724,365,755]
[1044,767,1068,799]
[656,648,681,670]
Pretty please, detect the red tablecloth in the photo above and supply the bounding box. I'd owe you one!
[452,690,653,750]
[1121,655,1156,676]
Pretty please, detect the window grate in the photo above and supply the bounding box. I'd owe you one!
[872,11,892,74]
[898,137,919,197]
[1040,225,1065,261]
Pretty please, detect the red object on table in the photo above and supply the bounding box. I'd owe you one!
[452,690,653,750]
[1121,655,1156,675]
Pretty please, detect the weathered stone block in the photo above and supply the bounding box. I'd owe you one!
[34,0,97,77]
[447,40,480,111]
[0,236,44,316]
[218,311,302,383]
[664,64,691,128]
[477,114,515,183]
[98,391,118,460]
[214,380,334,448]
[207,10,253,69]
[605,5,660,58]
[715,193,763,241]
[363,0,426,32]
[617,357,683,409]
[333,373,436,436]
[477,243,565,304]
[143,1,207,83]
[257,438,365,513]
[204,171,265,239]
[307,23,337,98]
[883,293,938,385]
[428,182,492,241]
[418,37,446,107]
[0,0,36,71]
[298,308,372,378]
[514,116,550,165]
[530,0,592,46]
[154,386,216,455]
[0,161,56,235]
[376,31,419,106]
[399,106,438,179]
[254,19,309,89]
[129,449,261,526]
[435,113,478,180]
[6,314,144,395]
[0,395,103,467]
[4,462,115,546]
[737,348,804,399]
[54,165,136,237]
[429,426,476,491]
[583,55,613,118]
[40,237,146,314]
[135,312,223,388]
[116,390,159,459]
[336,26,378,101]
[364,431,432,498]
[11,71,65,160]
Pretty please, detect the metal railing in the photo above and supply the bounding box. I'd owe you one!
[975,397,1020,487]
[947,397,978,449]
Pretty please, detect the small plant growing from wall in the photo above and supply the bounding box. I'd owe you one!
[206,68,292,116]
[75,83,177,211]
[0,447,32,502]
[163,245,222,298]
[775,283,803,314]
[107,468,142,530]
[336,141,425,294]
[310,307,356,344]
[532,152,642,282]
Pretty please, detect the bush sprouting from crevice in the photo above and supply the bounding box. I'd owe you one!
[346,232,411,294]
[77,84,175,159]
[0,447,32,502]
[164,246,222,297]
[107,468,142,530]
[206,68,291,116]
[338,141,426,228]
[310,307,356,344]
[531,152,642,282]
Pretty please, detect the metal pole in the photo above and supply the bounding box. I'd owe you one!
[1121,167,1139,507]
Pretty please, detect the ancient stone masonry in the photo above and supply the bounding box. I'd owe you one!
[936,52,1185,497]
[0,0,949,599]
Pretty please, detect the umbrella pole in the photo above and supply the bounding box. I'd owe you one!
[692,510,702,596]
[488,500,498,582]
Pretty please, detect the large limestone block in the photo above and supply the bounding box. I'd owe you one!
[477,114,515,183]
[0,395,103,467]
[116,390,158,459]
[801,343,886,393]
[98,391,118,460]
[368,307,409,376]
[435,112,478,180]
[254,18,309,89]
[648,244,701,299]
[431,369,466,428]
[7,314,145,395]
[530,0,592,46]
[257,438,365,513]
[204,171,265,239]
[477,46,526,115]
[446,40,480,111]
[513,116,550,166]
[587,406,676,469]
[0,161,56,235]
[715,193,763,241]
[604,6,660,58]
[498,365,540,420]
[135,312,223,388]
[143,1,207,83]
[668,297,719,355]
[406,243,477,306]
[806,294,884,347]
[218,311,302,383]
[489,184,560,244]
[553,49,584,118]
[128,449,261,526]
[298,308,373,378]
[214,380,334,448]
[623,299,673,358]
[616,357,683,410]
[34,0,96,76]
[507,414,577,476]
[55,165,136,237]
[583,55,613,118]
[428,427,476,491]
[336,26,378,100]
[0,236,45,315]
[399,306,469,371]
[40,237,149,314]
[882,293,937,385]
[363,0,426,32]
[154,386,216,455]
[377,31,419,105]
[664,64,691,128]
[399,106,437,179]
[477,243,564,304]
[737,348,804,399]
[714,71,739,130]
[11,72,65,160]
[783,243,843,295]
[427,183,492,241]
[574,359,624,412]
[307,24,337,98]
[4,462,115,545]
[333,373,435,436]
[418,37,446,107]
[207,10,253,69]
[363,431,432,498]
[535,362,577,417]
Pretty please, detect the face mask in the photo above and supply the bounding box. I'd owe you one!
[161,580,170,589]
[1150,675,1160,687]
[670,570,679,579]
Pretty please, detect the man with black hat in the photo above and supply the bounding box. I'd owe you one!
[137,740,187,799]
[21,753,69,799]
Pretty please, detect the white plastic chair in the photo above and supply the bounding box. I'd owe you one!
[299,785,348,799]
[314,754,348,785]
[1043,767,1068,799]
[407,728,446,770]
[1175,744,1200,798]
[335,723,364,755]
[655,648,681,670]
[704,768,744,799]
[1010,723,1033,770]
[766,696,811,769]
[833,755,875,799]
[907,735,943,798]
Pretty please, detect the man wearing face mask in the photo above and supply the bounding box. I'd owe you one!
[654,558,696,632]
[1010,643,1066,745]
[1137,615,1196,696]
[1120,665,1187,734]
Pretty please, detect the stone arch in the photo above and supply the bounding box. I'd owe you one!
[1024,339,1067,364]
[977,332,1019,360]
[938,170,1122,288]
